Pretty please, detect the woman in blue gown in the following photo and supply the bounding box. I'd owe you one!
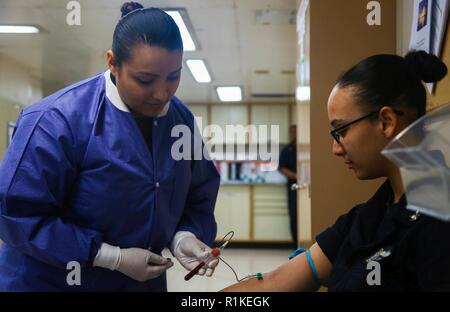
[0,2,220,291]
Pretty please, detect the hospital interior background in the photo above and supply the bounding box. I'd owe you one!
[0,0,449,291]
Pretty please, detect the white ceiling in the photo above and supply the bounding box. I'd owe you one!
[0,0,298,104]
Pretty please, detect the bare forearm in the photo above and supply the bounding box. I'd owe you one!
[220,243,332,293]
[221,275,274,292]
[280,168,297,180]
[221,255,320,292]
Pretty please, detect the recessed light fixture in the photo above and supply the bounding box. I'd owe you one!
[186,59,211,83]
[216,86,243,102]
[0,25,40,34]
[164,10,196,51]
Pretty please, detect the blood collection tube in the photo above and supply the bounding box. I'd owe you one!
[184,248,221,281]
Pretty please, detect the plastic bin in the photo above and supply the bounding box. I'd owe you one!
[381,102,450,221]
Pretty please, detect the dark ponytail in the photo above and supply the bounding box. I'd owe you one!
[336,50,447,118]
[404,50,448,83]
[120,2,144,17]
[112,2,183,66]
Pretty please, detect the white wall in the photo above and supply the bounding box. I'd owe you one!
[0,53,43,107]
[0,53,43,159]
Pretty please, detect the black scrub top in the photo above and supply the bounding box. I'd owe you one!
[134,115,153,154]
[279,143,297,184]
[316,180,450,291]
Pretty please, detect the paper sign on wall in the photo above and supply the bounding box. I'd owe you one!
[409,0,450,94]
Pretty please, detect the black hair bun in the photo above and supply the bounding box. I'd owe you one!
[405,50,448,83]
[121,2,144,17]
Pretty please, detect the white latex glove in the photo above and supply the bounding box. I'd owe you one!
[93,243,173,282]
[117,247,174,282]
[173,235,219,277]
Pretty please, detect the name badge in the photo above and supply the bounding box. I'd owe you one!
[365,247,392,263]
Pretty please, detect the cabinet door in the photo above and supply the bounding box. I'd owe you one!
[189,105,208,135]
[210,106,248,144]
[298,186,311,245]
[271,105,289,144]
[253,185,291,241]
[251,105,289,144]
[214,186,250,241]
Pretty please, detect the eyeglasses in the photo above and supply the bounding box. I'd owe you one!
[330,108,404,144]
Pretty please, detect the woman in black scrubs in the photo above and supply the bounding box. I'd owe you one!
[222,50,450,291]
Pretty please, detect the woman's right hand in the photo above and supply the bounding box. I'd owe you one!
[117,248,174,282]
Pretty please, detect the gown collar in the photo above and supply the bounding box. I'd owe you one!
[104,70,170,117]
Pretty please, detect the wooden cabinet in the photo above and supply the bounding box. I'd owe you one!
[188,103,292,243]
[214,185,251,240]
[214,184,290,243]
[250,104,289,144]
[189,105,208,135]
[188,104,292,145]
[253,185,290,241]
[210,105,248,144]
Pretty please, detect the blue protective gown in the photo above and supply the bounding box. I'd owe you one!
[0,71,220,291]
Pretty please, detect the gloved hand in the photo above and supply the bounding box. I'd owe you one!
[116,247,174,282]
[93,243,174,282]
[173,235,219,277]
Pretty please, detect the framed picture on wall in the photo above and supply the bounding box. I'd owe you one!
[7,121,16,147]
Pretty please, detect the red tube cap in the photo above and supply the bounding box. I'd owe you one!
[211,248,221,257]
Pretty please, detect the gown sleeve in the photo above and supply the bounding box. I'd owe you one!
[174,117,220,246]
[0,109,103,269]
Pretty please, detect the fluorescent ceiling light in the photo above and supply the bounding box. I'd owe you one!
[165,11,196,51]
[186,59,211,83]
[217,86,243,102]
[0,25,40,34]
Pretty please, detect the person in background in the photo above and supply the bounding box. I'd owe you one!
[0,2,220,291]
[222,50,450,292]
[279,125,298,246]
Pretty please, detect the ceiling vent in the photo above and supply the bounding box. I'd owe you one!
[254,9,296,25]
